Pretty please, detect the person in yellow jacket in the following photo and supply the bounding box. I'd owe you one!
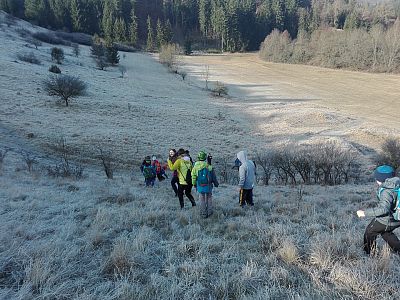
[168,148,196,209]
[192,151,219,218]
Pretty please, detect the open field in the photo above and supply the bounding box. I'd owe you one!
[1,11,400,300]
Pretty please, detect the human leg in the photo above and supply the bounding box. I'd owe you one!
[184,185,196,206]
[177,184,185,208]
[199,193,207,218]
[364,220,386,255]
[206,193,213,217]
[381,227,400,254]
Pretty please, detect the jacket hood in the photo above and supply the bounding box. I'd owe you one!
[382,177,400,189]
[237,150,247,163]
[182,156,191,162]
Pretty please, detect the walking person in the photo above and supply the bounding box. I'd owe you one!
[140,156,157,187]
[236,150,256,207]
[168,149,179,197]
[192,151,219,218]
[357,165,400,255]
[168,149,196,209]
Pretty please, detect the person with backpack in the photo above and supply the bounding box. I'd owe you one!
[357,165,400,255]
[168,149,196,209]
[191,151,219,218]
[236,150,256,207]
[151,156,166,182]
[169,149,179,197]
[140,156,157,187]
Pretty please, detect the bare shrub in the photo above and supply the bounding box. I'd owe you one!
[202,65,210,90]
[0,148,9,170]
[43,75,87,107]
[47,138,84,179]
[17,52,40,64]
[48,65,61,74]
[259,29,293,63]
[179,70,187,80]
[119,65,127,78]
[99,148,114,179]
[26,37,42,49]
[72,43,80,57]
[20,150,37,172]
[32,32,68,45]
[212,81,228,97]
[255,150,274,185]
[51,47,64,64]
[215,156,237,184]
[375,137,400,170]
[159,43,180,69]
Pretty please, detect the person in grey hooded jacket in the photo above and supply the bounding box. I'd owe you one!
[357,165,400,255]
[236,150,256,207]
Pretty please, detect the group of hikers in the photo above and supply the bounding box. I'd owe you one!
[140,150,400,256]
[140,148,256,218]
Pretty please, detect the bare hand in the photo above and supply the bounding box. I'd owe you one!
[356,210,365,218]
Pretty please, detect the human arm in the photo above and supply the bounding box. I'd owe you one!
[238,165,246,188]
[211,169,219,187]
[168,158,180,171]
[363,189,395,217]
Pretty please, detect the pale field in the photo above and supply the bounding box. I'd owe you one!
[1,12,400,300]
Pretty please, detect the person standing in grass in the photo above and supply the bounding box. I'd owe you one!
[168,149,179,197]
[236,150,256,207]
[140,156,157,187]
[192,151,219,218]
[357,165,400,255]
[168,148,196,209]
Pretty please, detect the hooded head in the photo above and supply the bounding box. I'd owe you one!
[144,156,151,164]
[374,165,395,184]
[177,148,185,156]
[152,156,157,161]
[236,150,247,163]
[197,151,207,161]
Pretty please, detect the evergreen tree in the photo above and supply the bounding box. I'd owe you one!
[25,0,51,27]
[114,17,127,42]
[129,7,138,46]
[106,43,120,65]
[70,0,87,32]
[146,15,154,51]
[102,0,115,41]
[164,19,173,43]
[156,18,165,49]
[272,0,285,31]
[199,0,211,37]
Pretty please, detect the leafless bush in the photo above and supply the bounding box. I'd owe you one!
[72,43,80,57]
[375,137,400,170]
[17,52,41,64]
[179,70,187,80]
[32,32,69,46]
[43,75,87,106]
[16,28,30,38]
[51,47,64,64]
[0,148,9,170]
[259,29,293,63]
[47,138,84,179]
[99,148,114,179]
[258,141,359,186]
[212,81,228,97]
[99,148,113,179]
[26,37,42,49]
[215,156,237,184]
[202,65,210,90]
[48,65,61,74]
[119,65,127,78]
[159,43,180,69]
[20,150,37,172]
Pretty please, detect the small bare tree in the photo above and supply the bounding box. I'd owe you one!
[44,75,87,107]
[20,150,37,172]
[202,65,210,90]
[119,65,127,78]
[99,148,114,179]
[376,137,400,170]
[212,81,228,97]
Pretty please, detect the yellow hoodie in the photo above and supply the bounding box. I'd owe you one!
[168,156,193,185]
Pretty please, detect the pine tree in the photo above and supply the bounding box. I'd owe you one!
[146,15,154,51]
[70,0,86,32]
[102,0,115,41]
[114,17,127,42]
[164,19,173,43]
[106,43,120,65]
[199,0,211,37]
[129,7,138,46]
[25,0,51,27]
[156,18,165,49]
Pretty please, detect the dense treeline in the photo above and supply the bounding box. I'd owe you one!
[259,0,400,72]
[1,0,400,53]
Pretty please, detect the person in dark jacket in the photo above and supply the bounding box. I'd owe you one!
[140,156,157,187]
[357,165,400,255]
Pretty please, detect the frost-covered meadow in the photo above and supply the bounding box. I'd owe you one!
[0,11,400,300]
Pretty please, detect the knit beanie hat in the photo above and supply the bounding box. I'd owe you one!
[374,165,395,183]
[197,151,207,161]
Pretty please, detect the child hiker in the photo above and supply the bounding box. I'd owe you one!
[140,156,157,187]
[151,156,167,182]
[191,151,219,218]
[357,165,400,255]
[168,148,196,209]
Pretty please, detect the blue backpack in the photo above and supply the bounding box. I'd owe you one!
[143,165,155,179]
[197,167,211,193]
[378,187,400,220]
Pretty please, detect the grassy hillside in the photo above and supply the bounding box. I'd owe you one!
[0,11,399,300]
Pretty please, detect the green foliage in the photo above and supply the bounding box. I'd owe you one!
[129,7,138,46]
[106,43,120,65]
[156,18,165,49]
[114,17,127,42]
[184,38,192,55]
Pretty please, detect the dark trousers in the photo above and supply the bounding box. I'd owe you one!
[364,219,400,255]
[171,176,179,196]
[178,184,195,208]
[239,188,254,207]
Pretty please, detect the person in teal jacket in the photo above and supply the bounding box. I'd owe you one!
[192,151,219,218]
[357,165,400,255]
